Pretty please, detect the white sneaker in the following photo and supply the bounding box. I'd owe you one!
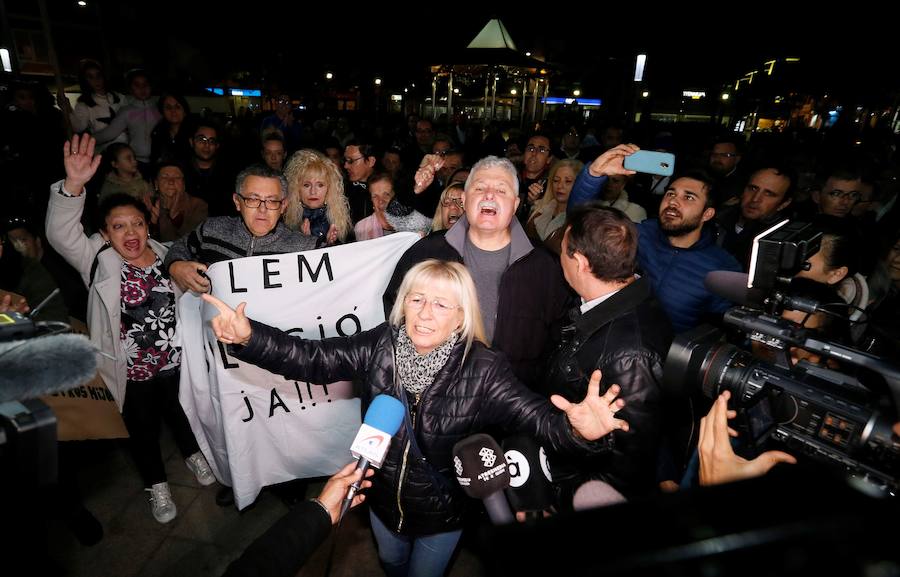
[185,451,216,486]
[147,482,177,524]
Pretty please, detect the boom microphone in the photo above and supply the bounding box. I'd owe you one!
[705,271,824,314]
[340,394,405,520]
[0,334,98,403]
[452,434,514,525]
[502,434,554,516]
[704,271,766,308]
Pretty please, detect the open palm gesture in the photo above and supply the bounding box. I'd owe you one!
[551,369,629,441]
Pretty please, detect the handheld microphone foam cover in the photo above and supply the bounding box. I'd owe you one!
[502,434,554,512]
[384,199,432,236]
[0,334,98,403]
[704,271,766,307]
[572,480,626,511]
[453,434,513,525]
[363,394,405,436]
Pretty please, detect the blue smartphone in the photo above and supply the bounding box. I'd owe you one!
[623,150,675,176]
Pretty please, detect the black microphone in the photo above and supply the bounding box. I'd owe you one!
[705,271,822,314]
[452,434,514,525]
[0,334,98,403]
[704,271,766,308]
[502,434,554,516]
[339,394,405,520]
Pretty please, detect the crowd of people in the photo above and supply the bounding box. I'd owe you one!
[3,59,899,576]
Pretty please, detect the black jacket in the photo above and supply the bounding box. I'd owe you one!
[544,277,673,498]
[233,321,608,536]
[383,216,572,390]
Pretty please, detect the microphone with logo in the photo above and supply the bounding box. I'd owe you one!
[452,434,514,525]
[339,394,405,521]
[502,434,554,520]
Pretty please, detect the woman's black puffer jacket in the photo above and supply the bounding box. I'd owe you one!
[233,320,610,536]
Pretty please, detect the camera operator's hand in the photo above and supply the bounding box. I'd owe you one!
[699,391,797,486]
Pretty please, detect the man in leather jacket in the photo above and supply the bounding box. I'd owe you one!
[546,204,674,502]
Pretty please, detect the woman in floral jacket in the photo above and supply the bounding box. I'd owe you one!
[46,135,215,525]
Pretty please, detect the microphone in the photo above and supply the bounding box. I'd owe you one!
[384,199,433,236]
[704,271,766,308]
[340,394,405,520]
[572,480,626,511]
[705,271,823,314]
[452,434,514,525]
[502,434,554,517]
[0,334,98,403]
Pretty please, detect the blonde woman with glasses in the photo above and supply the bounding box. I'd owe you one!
[203,259,628,577]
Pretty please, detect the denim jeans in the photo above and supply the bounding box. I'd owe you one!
[369,510,462,577]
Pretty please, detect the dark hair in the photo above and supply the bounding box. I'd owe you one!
[711,134,745,155]
[345,139,379,161]
[97,194,151,232]
[156,92,191,117]
[747,163,797,202]
[821,166,863,185]
[366,171,394,189]
[565,204,637,283]
[262,131,284,147]
[193,120,220,138]
[105,142,133,163]
[672,169,718,209]
[2,216,38,238]
[235,165,288,199]
[76,59,120,107]
[124,68,149,87]
[813,215,861,277]
[154,161,185,179]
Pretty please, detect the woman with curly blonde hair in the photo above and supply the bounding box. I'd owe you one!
[283,149,353,246]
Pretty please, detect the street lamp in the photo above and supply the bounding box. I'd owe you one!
[325,72,333,80]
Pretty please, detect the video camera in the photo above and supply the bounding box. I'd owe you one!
[664,220,900,493]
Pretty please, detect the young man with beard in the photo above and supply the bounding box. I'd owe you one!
[637,171,742,333]
[568,148,741,333]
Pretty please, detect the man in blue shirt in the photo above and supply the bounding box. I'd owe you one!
[569,146,741,333]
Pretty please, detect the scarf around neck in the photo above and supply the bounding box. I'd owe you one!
[395,325,458,397]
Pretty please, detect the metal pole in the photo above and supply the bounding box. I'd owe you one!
[483,71,490,120]
[431,75,438,120]
[490,75,497,121]
[530,78,539,127]
[37,0,71,137]
[447,70,453,120]
[541,79,550,122]
[519,79,527,128]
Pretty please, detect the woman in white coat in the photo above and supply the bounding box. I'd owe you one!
[46,135,215,524]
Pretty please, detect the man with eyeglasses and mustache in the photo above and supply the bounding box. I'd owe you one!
[165,165,316,295]
[385,156,570,390]
[185,121,237,218]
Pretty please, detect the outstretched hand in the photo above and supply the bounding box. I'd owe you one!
[698,390,797,486]
[587,144,640,178]
[63,134,102,194]
[551,369,629,441]
[202,293,252,346]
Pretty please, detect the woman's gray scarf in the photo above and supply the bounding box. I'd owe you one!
[395,326,458,397]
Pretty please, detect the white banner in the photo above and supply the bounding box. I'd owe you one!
[178,233,419,509]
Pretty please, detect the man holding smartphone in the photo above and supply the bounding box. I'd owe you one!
[517,133,554,223]
[568,145,741,334]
